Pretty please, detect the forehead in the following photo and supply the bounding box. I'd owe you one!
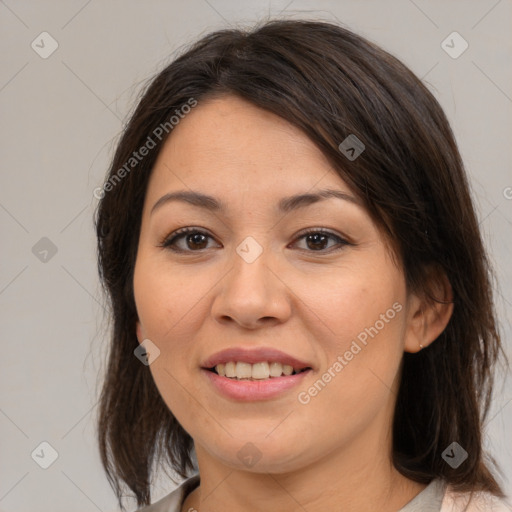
[145,95,352,205]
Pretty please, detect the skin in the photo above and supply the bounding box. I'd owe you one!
[133,95,453,512]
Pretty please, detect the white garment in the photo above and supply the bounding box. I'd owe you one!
[441,486,511,512]
[137,474,511,512]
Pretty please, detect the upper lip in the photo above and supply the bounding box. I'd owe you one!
[201,347,313,371]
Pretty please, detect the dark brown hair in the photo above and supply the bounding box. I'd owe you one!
[95,19,508,509]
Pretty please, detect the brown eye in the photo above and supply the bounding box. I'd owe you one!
[292,229,350,253]
[305,233,329,250]
[184,232,208,250]
[161,227,350,254]
[161,228,220,252]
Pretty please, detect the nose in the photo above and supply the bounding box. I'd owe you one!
[210,245,292,330]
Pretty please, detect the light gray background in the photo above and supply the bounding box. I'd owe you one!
[1,1,511,511]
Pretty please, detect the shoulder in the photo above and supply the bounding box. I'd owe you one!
[441,485,512,512]
[136,475,200,512]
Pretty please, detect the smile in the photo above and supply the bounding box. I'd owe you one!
[201,347,314,400]
[209,361,310,380]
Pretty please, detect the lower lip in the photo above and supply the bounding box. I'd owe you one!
[202,368,311,401]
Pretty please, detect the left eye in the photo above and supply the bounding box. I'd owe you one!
[292,230,349,252]
[160,228,349,253]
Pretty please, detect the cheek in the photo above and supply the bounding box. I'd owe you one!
[134,258,174,342]
[133,256,209,420]
[293,283,406,449]
[291,260,406,407]
[133,254,214,363]
[292,261,405,353]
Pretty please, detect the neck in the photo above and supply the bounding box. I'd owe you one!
[182,427,426,512]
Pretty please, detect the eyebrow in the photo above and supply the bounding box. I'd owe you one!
[150,188,361,216]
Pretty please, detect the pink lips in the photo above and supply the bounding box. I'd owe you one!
[203,368,311,401]
[201,347,313,401]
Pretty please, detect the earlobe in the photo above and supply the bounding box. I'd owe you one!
[404,268,454,353]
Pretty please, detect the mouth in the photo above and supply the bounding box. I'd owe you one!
[206,361,312,380]
[201,347,313,380]
[200,347,313,400]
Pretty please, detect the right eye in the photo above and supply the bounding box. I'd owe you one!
[159,227,221,253]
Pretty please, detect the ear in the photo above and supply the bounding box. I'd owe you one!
[136,321,145,344]
[403,266,454,353]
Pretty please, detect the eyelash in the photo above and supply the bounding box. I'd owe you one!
[159,227,351,254]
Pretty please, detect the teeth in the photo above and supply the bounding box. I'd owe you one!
[235,362,252,379]
[213,361,305,380]
[269,362,283,377]
[225,361,236,378]
[283,364,293,376]
[252,362,270,379]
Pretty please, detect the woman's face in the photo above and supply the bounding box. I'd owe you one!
[133,95,418,474]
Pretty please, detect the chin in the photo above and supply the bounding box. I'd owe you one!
[201,433,312,474]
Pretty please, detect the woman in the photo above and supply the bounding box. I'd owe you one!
[95,19,511,512]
